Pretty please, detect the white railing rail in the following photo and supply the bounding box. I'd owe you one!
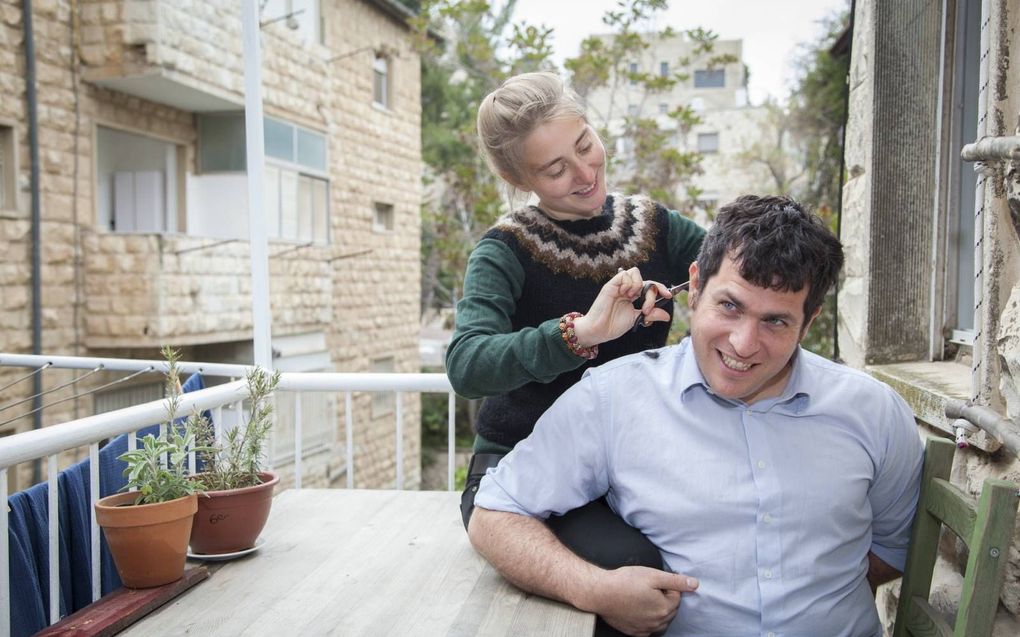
[0,354,460,635]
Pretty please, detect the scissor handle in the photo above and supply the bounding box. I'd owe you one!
[630,281,689,332]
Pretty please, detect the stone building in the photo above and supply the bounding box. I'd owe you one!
[0,0,423,491]
[840,0,1020,632]
[581,33,783,216]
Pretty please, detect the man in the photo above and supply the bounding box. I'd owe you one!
[468,195,924,637]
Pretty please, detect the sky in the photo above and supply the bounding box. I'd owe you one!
[506,0,850,105]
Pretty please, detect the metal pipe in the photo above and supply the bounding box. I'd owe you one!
[944,399,1020,459]
[23,0,43,484]
[241,0,273,370]
[960,135,1020,161]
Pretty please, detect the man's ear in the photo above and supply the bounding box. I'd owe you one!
[798,305,823,341]
[687,262,700,309]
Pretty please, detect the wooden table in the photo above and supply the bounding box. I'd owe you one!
[121,489,595,636]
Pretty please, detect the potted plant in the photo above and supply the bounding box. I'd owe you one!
[95,347,212,588]
[188,366,281,556]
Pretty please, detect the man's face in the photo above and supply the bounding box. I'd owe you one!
[687,255,819,405]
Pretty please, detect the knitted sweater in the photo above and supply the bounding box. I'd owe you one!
[445,193,705,450]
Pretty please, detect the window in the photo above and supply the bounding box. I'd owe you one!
[96,126,181,233]
[694,69,726,88]
[627,104,639,118]
[628,61,638,85]
[658,103,669,115]
[197,114,329,244]
[373,54,390,107]
[373,202,394,231]
[0,125,14,210]
[371,357,395,418]
[659,61,669,78]
[697,132,720,154]
[943,0,980,343]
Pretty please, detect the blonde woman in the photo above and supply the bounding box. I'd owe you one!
[447,72,704,597]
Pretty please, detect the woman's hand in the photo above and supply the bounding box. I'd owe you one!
[572,268,673,347]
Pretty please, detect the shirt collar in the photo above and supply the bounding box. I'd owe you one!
[676,339,812,413]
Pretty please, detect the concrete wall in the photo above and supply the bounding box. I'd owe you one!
[0,0,422,491]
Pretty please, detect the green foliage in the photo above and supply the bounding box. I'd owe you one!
[117,346,213,505]
[787,11,850,209]
[197,367,281,491]
[119,423,207,505]
[564,3,732,212]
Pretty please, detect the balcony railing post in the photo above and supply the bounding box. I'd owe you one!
[395,391,403,491]
[89,443,100,601]
[47,455,58,624]
[345,392,353,489]
[1,466,9,635]
[294,394,302,489]
[447,392,455,491]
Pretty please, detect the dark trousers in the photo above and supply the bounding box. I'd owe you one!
[461,454,664,637]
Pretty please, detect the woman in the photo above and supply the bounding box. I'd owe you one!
[447,72,704,571]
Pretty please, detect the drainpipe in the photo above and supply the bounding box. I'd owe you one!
[22,0,43,484]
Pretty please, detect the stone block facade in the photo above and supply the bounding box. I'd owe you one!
[841,0,1020,632]
[1,0,423,492]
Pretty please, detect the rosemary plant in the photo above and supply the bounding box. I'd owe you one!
[197,367,281,491]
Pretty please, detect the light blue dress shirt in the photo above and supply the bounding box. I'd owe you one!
[475,339,924,637]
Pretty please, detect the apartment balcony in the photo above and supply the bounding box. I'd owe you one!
[82,234,333,349]
[0,354,594,635]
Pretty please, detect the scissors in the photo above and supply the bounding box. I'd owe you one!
[631,281,690,331]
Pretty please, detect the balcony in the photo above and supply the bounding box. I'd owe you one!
[0,353,592,635]
[82,234,333,348]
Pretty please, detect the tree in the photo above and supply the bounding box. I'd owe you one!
[566,5,736,211]
[411,0,555,317]
[786,10,851,358]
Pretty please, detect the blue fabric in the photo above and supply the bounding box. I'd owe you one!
[476,339,925,637]
[7,372,212,635]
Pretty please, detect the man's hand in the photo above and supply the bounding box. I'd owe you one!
[587,567,699,637]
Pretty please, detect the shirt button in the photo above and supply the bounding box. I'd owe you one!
[757,460,767,469]
[763,569,773,579]
[763,513,773,524]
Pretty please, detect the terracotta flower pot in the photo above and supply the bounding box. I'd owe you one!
[95,492,198,589]
[189,471,279,555]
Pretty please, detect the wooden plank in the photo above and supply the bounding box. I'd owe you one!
[119,490,594,637]
[925,478,975,542]
[957,479,1020,636]
[36,567,209,637]
[893,437,954,637]
[903,597,953,637]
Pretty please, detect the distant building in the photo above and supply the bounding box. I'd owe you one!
[581,33,785,217]
[0,0,424,490]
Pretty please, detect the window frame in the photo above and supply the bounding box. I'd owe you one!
[697,132,720,154]
[0,123,16,211]
[373,202,395,232]
[693,68,726,89]
[373,54,390,108]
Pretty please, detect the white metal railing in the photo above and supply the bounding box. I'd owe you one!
[0,353,459,634]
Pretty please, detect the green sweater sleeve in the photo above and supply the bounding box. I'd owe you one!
[666,209,706,282]
[445,239,586,399]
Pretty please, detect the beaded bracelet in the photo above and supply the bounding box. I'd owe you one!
[559,312,599,360]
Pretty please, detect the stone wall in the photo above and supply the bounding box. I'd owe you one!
[841,0,1020,633]
[1,0,423,492]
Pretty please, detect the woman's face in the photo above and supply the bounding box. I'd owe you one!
[514,116,607,220]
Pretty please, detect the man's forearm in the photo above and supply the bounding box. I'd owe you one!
[467,506,602,611]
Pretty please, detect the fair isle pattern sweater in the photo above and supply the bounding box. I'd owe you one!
[447,193,704,450]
